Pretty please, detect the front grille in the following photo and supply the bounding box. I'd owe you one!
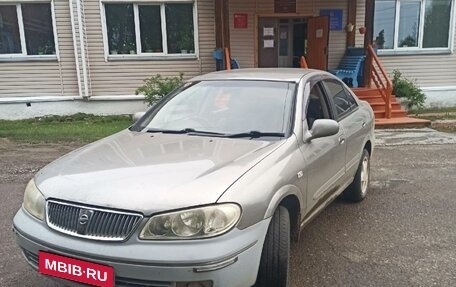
[46,200,143,241]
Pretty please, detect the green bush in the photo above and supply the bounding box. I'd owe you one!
[136,73,184,106]
[392,70,426,110]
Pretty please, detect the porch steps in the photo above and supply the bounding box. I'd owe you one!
[352,88,430,129]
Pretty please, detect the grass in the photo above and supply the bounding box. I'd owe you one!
[416,113,456,121]
[409,106,456,122]
[410,106,456,115]
[0,113,132,143]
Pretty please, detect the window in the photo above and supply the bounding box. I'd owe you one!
[306,83,332,129]
[105,4,136,54]
[0,3,56,57]
[140,80,295,136]
[423,0,453,47]
[165,4,195,54]
[398,1,420,48]
[374,0,453,51]
[0,6,21,54]
[323,80,357,120]
[104,2,196,57]
[139,6,162,53]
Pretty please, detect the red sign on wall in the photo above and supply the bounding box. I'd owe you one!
[234,13,248,29]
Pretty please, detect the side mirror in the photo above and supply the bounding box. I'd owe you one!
[132,112,146,123]
[304,119,339,142]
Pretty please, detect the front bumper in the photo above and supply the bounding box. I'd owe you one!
[13,208,270,287]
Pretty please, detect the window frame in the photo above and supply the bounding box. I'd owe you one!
[375,0,455,56]
[0,1,59,62]
[101,0,199,61]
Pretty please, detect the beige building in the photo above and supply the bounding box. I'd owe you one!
[0,0,455,119]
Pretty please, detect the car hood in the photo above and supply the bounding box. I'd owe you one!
[35,130,284,215]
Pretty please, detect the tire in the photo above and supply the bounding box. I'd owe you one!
[343,149,371,202]
[254,206,290,287]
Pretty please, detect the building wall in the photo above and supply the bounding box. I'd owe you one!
[229,0,349,70]
[354,0,456,88]
[84,0,216,97]
[354,0,365,47]
[0,0,79,98]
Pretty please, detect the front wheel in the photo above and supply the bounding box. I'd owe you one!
[254,206,290,287]
[343,149,370,202]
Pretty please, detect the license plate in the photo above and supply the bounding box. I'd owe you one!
[39,251,115,287]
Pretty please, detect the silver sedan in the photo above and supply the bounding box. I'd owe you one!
[13,68,374,287]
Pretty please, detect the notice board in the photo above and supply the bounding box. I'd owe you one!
[320,9,343,30]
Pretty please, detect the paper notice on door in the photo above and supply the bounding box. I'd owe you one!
[263,39,274,48]
[263,27,274,36]
[316,29,323,38]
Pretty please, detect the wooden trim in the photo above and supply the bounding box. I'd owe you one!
[214,0,222,48]
[255,13,311,18]
[367,44,392,118]
[254,14,258,67]
[215,0,230,49]
[363,0,375,87]
[222,0,230,49]
[346,0,356,47]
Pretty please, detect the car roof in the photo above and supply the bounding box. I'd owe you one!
[190,68,327,83]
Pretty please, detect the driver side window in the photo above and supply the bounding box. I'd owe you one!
[305,82,332,129]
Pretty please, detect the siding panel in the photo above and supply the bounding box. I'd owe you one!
[85,0,215,96]
[0,0,78,97]
[355,0,365,47]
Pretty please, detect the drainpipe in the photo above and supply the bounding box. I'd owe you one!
[68,0,82,98]
[76,0,90,99]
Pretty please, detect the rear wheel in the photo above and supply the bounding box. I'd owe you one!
[343,149,370,202]
[254,206,290,287]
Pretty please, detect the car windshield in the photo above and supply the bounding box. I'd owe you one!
[135,80,296,138]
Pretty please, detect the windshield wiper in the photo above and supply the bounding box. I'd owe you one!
[227,131,286,139]
[147,128,226,136]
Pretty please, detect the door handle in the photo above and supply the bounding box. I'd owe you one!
[339,137,345,145]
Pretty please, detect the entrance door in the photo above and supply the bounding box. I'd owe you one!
[258,18,278,68]
[278,21,293,67]
[307,16,329,70]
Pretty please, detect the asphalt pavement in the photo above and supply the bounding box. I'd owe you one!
[1,129,456,287]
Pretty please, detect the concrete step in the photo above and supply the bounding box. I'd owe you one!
[375,117,431,129]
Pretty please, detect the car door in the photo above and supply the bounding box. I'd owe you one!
[299,79,346,214]
[322,78,366,181]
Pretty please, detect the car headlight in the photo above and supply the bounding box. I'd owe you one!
[23,179,45,221]
[139,203,241,240]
